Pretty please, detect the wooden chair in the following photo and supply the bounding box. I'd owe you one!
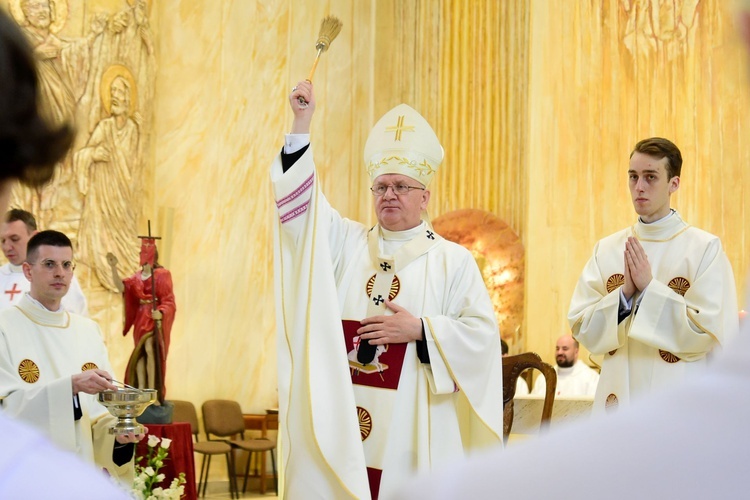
[502,352,557,441]
[202,399,277,495]
[171,400,238,499]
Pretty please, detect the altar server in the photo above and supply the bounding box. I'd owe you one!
[568,137,738,413]
[0,208,88,314]
[0,230,141,484]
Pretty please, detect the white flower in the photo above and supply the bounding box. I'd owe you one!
[147,434,160,448]
[131,439,186,500]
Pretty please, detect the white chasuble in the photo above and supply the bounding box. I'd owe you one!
[568,212,738,413]
[0,294,132,483]
[272,146,503,499]
[531,360,600,398]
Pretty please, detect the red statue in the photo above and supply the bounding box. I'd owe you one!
[120,237,176,400]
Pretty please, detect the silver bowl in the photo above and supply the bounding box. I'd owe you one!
[98,388,157,435]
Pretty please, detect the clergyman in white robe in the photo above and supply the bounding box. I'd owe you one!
[0,293,133,484]
[0,261,88,314]
[531,360,599,398]
[272,91,503,499]
[568,210,738,413]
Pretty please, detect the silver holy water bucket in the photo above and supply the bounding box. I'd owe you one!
[98,388,158,435]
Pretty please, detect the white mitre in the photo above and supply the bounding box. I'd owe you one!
[363,104,444,187]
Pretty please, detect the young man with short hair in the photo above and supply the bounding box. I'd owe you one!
[0,230,141,484]
[0,208,88,313]
[568,137,738,413]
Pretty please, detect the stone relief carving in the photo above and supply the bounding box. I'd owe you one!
[621,0,701,60]
[7,0,155,293]
[75,66,141,292]
[9,0,106,232]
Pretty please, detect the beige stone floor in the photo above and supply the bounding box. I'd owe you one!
[200,480,278,499]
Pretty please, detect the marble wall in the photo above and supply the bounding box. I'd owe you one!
[524,0,750,361]
[3,0,749,437]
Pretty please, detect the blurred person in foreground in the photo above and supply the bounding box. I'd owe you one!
[0,9,131,498]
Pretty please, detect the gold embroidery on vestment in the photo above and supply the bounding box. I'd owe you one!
[667,277,690,296]
[606,274,625,293]
[357,406,372,441]
[18,359,40,383]
[365,274,400,301]
[659,350,680,363]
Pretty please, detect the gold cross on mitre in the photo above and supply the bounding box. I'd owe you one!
[385,115,415,141]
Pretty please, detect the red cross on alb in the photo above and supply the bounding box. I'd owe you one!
[4,283,21,301]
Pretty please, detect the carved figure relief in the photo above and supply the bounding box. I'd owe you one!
[75,65,141,291]
[621,0,701,60]
[8,0,106,231]
[7,0,155,293]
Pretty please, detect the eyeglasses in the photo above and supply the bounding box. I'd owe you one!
[370,183,426,196]
[32,259,76,273]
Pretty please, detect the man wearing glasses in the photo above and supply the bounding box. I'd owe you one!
[271,82,503,499]
[0,208,88,314]
[0,230,141,484]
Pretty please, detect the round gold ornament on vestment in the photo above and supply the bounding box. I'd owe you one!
[606,274,625,293]
[605,393,619,412]
[365,274,401,301]
[18,359,40,383]
[667,277,690,296]
[357,406,372,441]
[659,350,680,363]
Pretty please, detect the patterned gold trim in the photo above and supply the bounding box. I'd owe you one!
[365,274,401,301]
[357,406,372,441]
[667,277,690,296]
[18,359,40,383]
[606,274,625,293]
[81,362,99,371]
[659,350,680,363]
[366,156,436,178]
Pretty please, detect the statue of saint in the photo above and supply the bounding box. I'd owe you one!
[109,234,176,402]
